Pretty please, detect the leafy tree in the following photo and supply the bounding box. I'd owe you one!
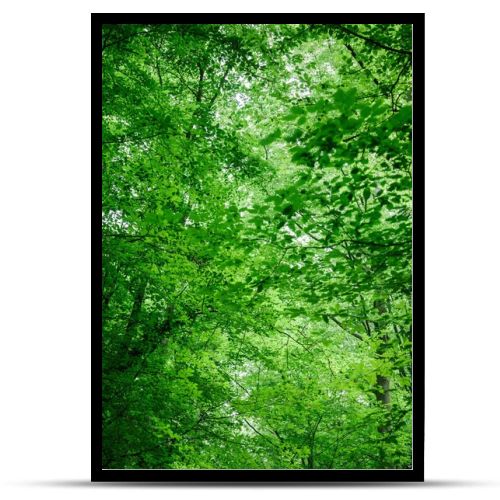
[102,23,413,469]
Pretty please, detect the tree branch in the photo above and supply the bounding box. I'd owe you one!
[335,25,412,56]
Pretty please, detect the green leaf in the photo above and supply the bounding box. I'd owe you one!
[260,129,282,146]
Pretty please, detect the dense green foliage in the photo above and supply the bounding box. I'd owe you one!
[102,23,413,470]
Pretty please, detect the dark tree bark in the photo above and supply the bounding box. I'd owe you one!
[373,299,392,434]
[126,278,147,335]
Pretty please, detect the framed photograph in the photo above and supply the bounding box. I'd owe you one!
[93,13,424,482]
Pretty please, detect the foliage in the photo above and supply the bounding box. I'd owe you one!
[101,23,413,469]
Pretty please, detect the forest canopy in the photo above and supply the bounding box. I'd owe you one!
[101,23,413,470]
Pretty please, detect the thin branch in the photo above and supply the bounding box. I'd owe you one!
[242,419,277,445]
[328,315,363,341]
[344,43,380,87]
[208,62,233,109]
[335,25,412,56]
[273,326,313,352]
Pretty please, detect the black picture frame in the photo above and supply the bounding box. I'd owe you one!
[92,12,424,482]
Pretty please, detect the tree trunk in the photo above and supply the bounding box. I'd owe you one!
[111,277,148,372]
[373,299,391,432]
[126,278,147,335]
[376,374,391,407]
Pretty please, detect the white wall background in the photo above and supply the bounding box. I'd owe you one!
[1,1,499,499]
